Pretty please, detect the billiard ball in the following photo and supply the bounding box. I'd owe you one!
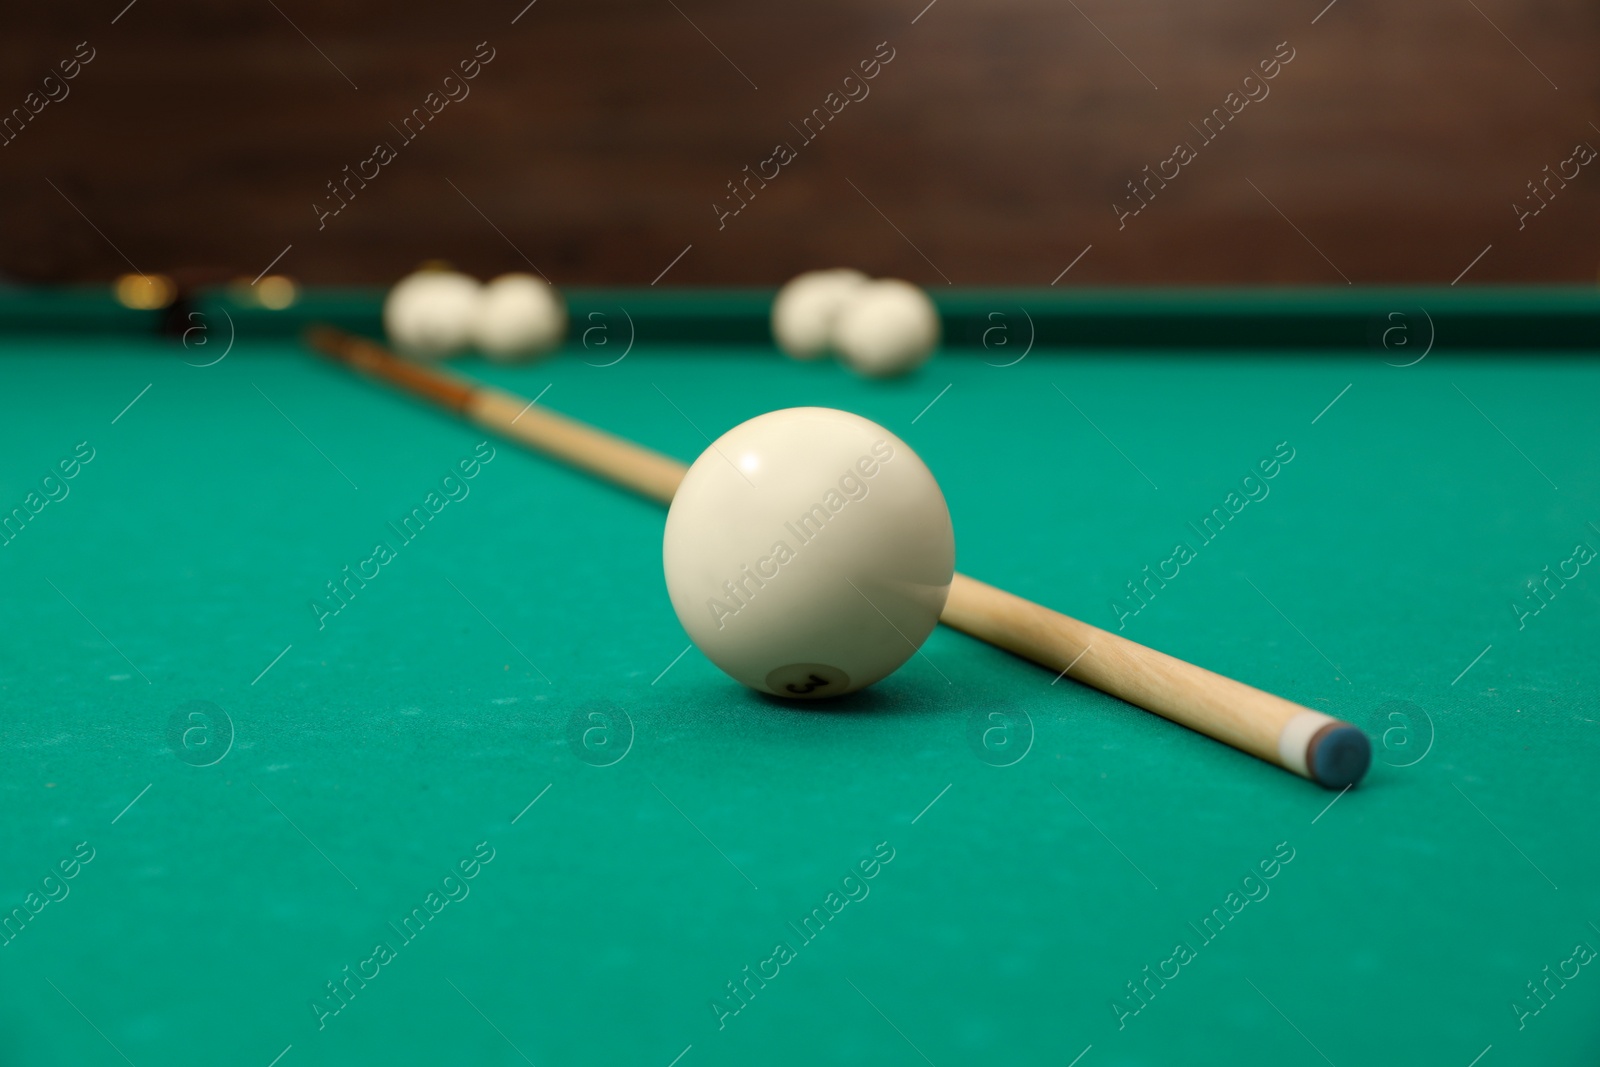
[832,278,940,378]
[771,269,868,360]
[383,269,481,358]
[662,407,955,698]
[474,273,566,361]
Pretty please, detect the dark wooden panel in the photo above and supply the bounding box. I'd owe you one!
[2,0,1597,285]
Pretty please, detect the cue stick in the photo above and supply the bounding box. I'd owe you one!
[306,326,1370,789]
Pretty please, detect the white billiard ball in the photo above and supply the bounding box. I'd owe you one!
[771,268,868,360]
[833,278,940,378]
[383,269,481,358]
[662,407,955,699]
[474,273,566,361]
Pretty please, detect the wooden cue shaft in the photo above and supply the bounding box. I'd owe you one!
[306,326,1370,788]
[304,327,686,502]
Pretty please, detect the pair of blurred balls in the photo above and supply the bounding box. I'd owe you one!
[772,270,940,378]
[385,265,939,377]
[383,268,566,361]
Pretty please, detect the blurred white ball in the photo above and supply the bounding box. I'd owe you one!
[771,268,868,360]
[383,270,481,359]
[474,273,566,361]
[833,278,940,378]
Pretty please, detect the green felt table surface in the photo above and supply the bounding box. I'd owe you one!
[2,288,1597,1066]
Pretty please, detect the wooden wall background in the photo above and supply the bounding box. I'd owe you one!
[3,0,1598,286]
